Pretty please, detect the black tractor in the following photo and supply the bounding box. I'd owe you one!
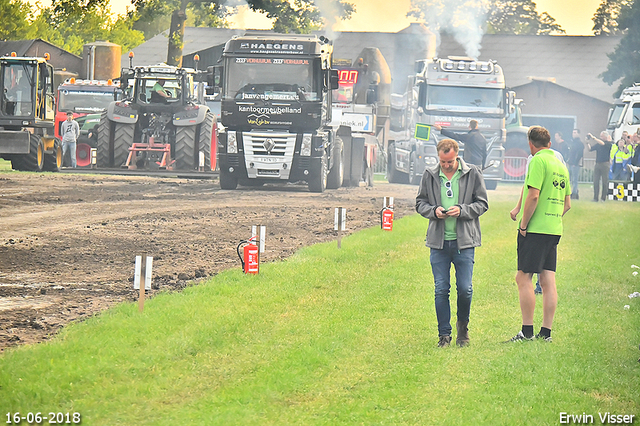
[96,64,215,171]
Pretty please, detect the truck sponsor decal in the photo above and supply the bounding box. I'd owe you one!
[241,93,300,101]
[340,112,373,132]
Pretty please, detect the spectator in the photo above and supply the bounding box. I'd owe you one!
[505,126,571,343]
[567,129,584,200]
[610,139,631,181]
[60,111,79,168]
[554,132,570,161]
[587,131,613,202]
[510,148,566,295]
[434,120,487,168]
[415,138,489,348]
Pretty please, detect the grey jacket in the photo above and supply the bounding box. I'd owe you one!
[415,158,489,250]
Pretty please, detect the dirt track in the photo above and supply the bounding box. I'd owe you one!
[0,171,419,351]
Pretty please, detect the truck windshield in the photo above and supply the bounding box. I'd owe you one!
[58,90,115,112]
[608,103,627,128]
[2,62,34,116]
[225,58,318,102]
[426,86,503,113]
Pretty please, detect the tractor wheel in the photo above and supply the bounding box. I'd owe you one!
[96,112,112,168]
[197,112,214,171]
[175,125,197,170]
[308,152,328,193]
[113,123,135,168]
[18,134,44,171]
[327,135,344,189]
[43,138,62,172]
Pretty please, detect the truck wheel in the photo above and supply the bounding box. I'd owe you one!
[308,153,327,193]
[175,125,197,170]
[96,112,112,168]
[113,123,135,168]
[387,144,408,184]
[327,136,344,189]
[197,112,214,171]
[43,138,62,172]
[219,168,238,190]
[409,152,421,185]
[485,180,498,190]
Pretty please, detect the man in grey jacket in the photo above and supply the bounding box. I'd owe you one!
[61,111,80,168]
[416,138,489,347]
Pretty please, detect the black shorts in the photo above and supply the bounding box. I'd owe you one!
[517,232,561,273]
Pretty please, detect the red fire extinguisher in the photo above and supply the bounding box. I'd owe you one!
[381,207,394,231]
[237,237,259,274]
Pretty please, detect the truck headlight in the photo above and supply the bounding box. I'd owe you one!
[300,134,312,156]
[227,131,237,154]
[425,157,437,166]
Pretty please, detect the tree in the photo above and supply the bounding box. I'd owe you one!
[0,0,38,40]
[485,0,564,35]
[592,0,632,35]
[408,0,564,36]
[600,0,640,96]
[132,0,354,66]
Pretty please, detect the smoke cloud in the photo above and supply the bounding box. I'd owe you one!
[315,0,343,43]
[415,0,490,59]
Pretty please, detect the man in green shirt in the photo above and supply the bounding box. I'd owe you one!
[506,126,571,343]
[416,139,489,348]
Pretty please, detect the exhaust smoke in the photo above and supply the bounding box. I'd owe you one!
[412,0,490,59]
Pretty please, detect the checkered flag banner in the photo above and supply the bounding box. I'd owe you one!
[608,182,640,201]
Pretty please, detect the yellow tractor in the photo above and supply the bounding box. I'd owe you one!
[0,52,62,171]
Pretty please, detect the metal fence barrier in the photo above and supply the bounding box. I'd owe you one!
[374,154,597,184]
[503,156,596,183]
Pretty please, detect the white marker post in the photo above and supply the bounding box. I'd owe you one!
[134,255,153,312]
[252,225,266,254]
[334,207,346,248]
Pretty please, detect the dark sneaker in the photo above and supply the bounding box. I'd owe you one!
[534,286,542,295]
[535,333,552,342]
[503,331,533,343]
[438,335,452,348]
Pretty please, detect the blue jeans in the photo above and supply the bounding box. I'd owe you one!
[569,165,580,196]
[430,240,475,336]
[62,141,76,168]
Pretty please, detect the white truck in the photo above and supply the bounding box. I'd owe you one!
[607,83,640,141]
[387,56,512,189]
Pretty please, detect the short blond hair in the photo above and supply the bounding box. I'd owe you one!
[437,138,459,154]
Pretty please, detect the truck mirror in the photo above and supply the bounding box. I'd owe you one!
[417,82,426,112]
[329,69,339,91]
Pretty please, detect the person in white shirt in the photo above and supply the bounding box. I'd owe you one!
[60,111,80,168]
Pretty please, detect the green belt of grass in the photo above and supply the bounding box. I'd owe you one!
[1,199,639,425]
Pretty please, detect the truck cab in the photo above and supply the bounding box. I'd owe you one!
[216,34,340,192]
[387,57,510,189]
[607,83,640,141]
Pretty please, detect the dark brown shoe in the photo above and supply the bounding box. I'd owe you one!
[438,335,452,348]
[456,320,470,347]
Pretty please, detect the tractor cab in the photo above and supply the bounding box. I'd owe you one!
[1,54,55,127]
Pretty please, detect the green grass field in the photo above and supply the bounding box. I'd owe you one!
[1,184,639,425]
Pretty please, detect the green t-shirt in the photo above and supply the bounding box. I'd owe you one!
[439,164,461,241]
[521,149,571,236]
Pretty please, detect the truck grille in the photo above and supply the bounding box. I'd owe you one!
[243,132,296,156]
